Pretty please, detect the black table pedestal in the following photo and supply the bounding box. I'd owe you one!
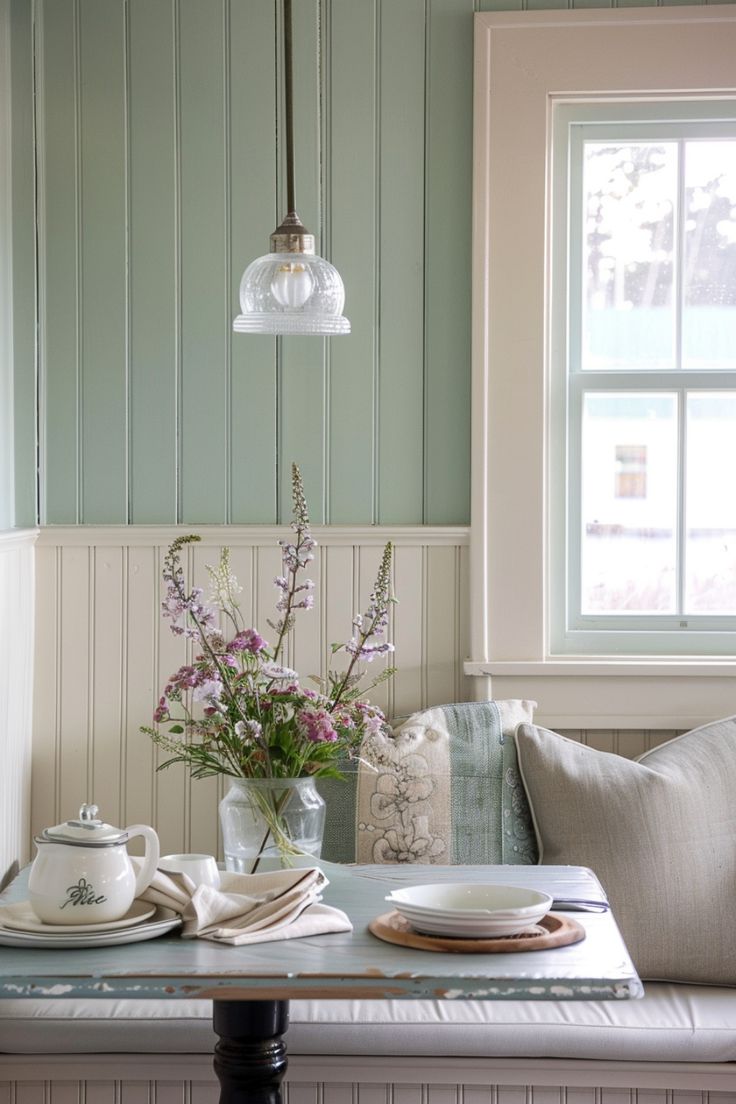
[213,999,289,1104]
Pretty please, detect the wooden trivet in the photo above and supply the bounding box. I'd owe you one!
[368,911,585,954]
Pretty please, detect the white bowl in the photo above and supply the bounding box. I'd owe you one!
[385,883,552,938]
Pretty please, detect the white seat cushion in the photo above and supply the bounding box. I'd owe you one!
[1,985,736,1063]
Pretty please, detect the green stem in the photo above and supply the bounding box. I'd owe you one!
[170,573,272,777]
[248,786,300,873]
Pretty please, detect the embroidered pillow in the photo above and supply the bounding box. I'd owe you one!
[352,699,537,865]
[515,717,736,984]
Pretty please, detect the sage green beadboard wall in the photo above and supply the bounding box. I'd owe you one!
[9,0,729,528]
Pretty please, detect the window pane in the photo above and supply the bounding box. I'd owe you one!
[685,392,736,612]
[582,143,676,371]
[581,393,678,613]
[682,140,736,371]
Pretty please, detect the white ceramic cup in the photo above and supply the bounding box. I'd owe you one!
[158,853,220,888]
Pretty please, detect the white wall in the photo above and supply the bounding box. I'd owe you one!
[0,530,35,887]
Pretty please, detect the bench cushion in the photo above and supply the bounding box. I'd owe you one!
[1,985,735,1063]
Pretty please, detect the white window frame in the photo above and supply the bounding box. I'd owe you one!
[467,6,736,729]
[554,107,736,656]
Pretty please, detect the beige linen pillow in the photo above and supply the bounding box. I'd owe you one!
[515,717,736,984]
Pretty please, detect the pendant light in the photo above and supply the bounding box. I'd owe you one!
[233,0,350,336]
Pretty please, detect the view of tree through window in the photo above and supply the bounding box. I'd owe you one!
[578,136,736,616]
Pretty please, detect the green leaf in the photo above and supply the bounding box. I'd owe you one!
[169,724,184,734]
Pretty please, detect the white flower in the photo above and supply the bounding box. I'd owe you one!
[192,679,223,704]
[260,662,299,681]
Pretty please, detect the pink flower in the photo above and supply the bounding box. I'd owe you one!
[153,697,169,724]
[297,707,338,744]
[227,629,268,654]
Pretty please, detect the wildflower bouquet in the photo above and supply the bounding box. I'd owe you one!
[143,463,395,866]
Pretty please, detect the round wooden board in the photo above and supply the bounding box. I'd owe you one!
[368,911,586,954]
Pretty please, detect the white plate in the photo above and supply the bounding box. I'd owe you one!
[386,883,552,916]
[0,907,182,948]
[0,899,156,935]
[394,911,542,938]
[385,883,552,937]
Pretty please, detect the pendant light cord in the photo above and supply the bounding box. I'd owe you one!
[283,0,296,216]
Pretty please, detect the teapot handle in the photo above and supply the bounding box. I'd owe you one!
[126,825,160,896]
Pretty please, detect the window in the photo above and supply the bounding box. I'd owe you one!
[470,8,736,728]
[554,110,736,654]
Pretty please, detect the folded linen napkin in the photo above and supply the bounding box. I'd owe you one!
[133,861,352,945]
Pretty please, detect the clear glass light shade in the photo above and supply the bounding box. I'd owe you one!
[233,251,351,335]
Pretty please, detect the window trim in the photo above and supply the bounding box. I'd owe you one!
[468,7,736,727]
[555,108,736,654]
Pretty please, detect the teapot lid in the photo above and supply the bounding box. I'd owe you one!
[40,804,129,847]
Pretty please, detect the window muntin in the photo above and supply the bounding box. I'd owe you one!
[557,109,736,653]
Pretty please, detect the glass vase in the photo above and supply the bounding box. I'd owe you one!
[219,776,326,873]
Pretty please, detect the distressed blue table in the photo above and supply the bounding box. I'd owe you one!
[0,863,643,1102]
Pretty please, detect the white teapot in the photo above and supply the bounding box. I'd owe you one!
[29,804,160,925]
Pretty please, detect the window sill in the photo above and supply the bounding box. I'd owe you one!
[463,659,736,730]
[465,659,736,678]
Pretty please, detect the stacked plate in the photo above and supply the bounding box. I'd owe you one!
[385,882,553,938]
[0,900,181,948]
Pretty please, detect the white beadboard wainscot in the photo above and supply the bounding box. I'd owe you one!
[32,526,470,856]
[0,529,36,888]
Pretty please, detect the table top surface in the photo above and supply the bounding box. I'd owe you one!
[0,862,643,1001]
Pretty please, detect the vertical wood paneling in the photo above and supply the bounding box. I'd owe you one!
[58,546,92,818]
[91,546,125,825]
[392,544,424,720]
[178,0,228,523]
[291,543,323,691]
[128,0,178,523]
[9,0,37,529]
[119,1083,152,1104]
[13,1084,46,1104]
[0,534,35,885]
[126,547,158,831]
[38,0,80,524]
[426,545,460,706]
[322,544,354,688]
[79,0,128,522]
[154,545,188,855]
[188,542,224,855]
[285,1085,319,1104]
[355,544,391,717]
[459,1091,492,1104]
[255,544,284,658]
[376,0,426,525]
[328,0,377,524]
[50,1087,83,1104]
[228,0,279,523]
[423,0,473,525]
[279,0,327,525]
[0,0,12,536]
[31,527,469,854]
[150,1084,185,1104]
[3,1070,731,1103]
[21,0,736,527]
[31,543,59,838]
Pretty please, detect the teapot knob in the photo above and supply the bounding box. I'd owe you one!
[79,803,99,822]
